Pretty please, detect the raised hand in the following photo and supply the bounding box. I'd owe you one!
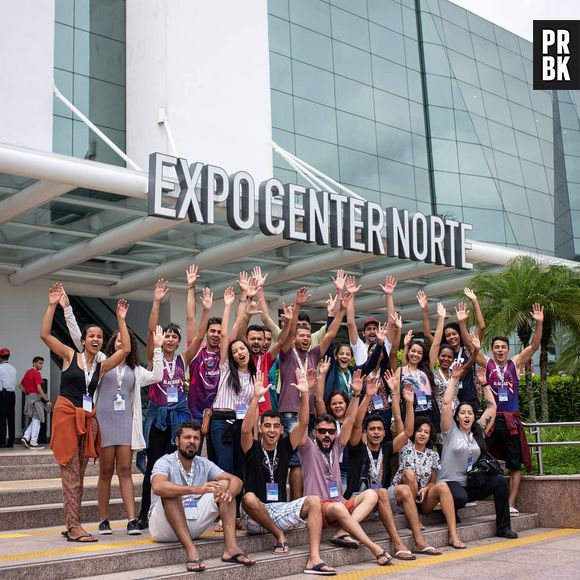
[292,368,310,395]
[469,332,481,351]
[200,287,213,310]
[117,298,129,320]
[58,287,70,309]
[384,369,400,395]
[463,287,477,302]
[436,302,446,319]
[451,363,464,379]
[318,356,331,376]
[402,384,415,405]
[223,287,235,306]
[475,365,487,385]
[531,303,544,323]
[246,276,259,299]
[281,303,294,324]
[253,370,268,399]
[376,321,389,344]
[251,266,268,288]
[296,287,311,305]
[351,369,363,396]
[306,367,317,391]
[380,275,397,295]
[403,329,414,347]
[238,271,250,293]
[332,269,346,292]
[345,275,361,295]
[391,312,403,329]
[326,293,337,316]
[416,289,428,310]
[365,376,379,398]
[186,264,199,288]
[153,325,165,348]
[48,283,64,305]
[339,290,353,310]
[154,279,169,303]
[246,300,262,316]
[455,302,469,323]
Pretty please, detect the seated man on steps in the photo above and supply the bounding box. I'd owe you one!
[240,368,336,576]
[149,420,256,572]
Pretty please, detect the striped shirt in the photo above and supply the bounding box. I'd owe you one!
[212,361,254,410]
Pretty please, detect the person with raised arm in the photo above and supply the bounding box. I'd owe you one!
[436,362,517,538]
[41,283,131,542]
[240,368,335,575]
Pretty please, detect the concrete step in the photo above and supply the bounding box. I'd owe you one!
[0,505,538,579]
[0,476,143,507]
[0,449,54,466]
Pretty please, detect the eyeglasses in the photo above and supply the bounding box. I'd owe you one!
[316,428,337,435]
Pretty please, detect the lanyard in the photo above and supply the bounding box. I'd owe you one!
[175,452,195,487]
[80,352,97,395]
[293,348,309,373]
[437,368,450,386]
[116,364,127,395]
[164,357,177,380]
[411,445,430,473]
[317,445,334,477]
[365,445,383,484]
[493,361,508,383]
[261,442,278,483]
[462,431,474,458]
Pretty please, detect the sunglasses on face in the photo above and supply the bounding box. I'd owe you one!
[316,428,337,435]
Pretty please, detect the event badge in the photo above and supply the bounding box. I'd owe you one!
[183,496,198,520]
[266,483,279,501]
[327,480,339,499]
[467,454,473,472]
[82,395,93,413]
[167,386,179,403]
[114,394,126,412]
[372,395,384,410]
[235,403,248,420]
[416,390,427,407]
[498,385,509,402]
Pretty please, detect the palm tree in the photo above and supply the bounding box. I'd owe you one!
[470,256,580,422]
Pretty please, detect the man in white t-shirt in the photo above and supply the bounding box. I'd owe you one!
[0,348,18,448]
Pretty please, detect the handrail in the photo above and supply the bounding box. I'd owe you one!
[521,421,580,475]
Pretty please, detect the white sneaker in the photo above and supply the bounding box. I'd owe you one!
[29,443,44,450]
[509,506,519,516]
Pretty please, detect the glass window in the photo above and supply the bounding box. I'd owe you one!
[500,182,528,214]
[423,43,451,77]
[530,90,552,116]
[289,0,331,36]
[519,38,533,62]
[369,23,405,64]
[483,92,512,126]
[527,190,553,220]
[461,175,503,210]
[407,70,422,104]
[274,166,298,184]
[429,105,456,140]
[268,0,289,19]
[498,46,526,80]
[494,150,524,185]
[515,131,543,164]
[488,121,517,156]
[454,110,479,143]
[509,101,537,135]
[269,15,291,57]
[437,203,464,222]
[463,208,506,243]
[442,20,474,59]
[402,6,417,39]
[374,89,410,131]
[333,41,372,84]
[471,35,500,69]
[55,0,74,26]
[559,102,580,131]
[74,30,125,85]
[54,23,74,72]
[378,158,415,197]
[410,102,426,135]
[534,113,552,141]
[270,52,292,93]
[73,75,125,130]
[504,76,532,107]
[54,69,73,119]
[405,37,421,71]
[457,82,485,116]
[431,138,458,172]
[339,147,380,190]
[271,90,295,131]
[367,0,402,34]
[458,142,491,176]
[372,55,408,98]
[353,185,381,204]
[493,26,520,54]
[331,0,367,18]
[476,62,507,98]
[449,50,480,86]
[564,155,580,183]
[337,111,377,155]
[539,139,554,169]
[440,0,469,29]
[295,135,340,180]
[505,213,536,247]
[426,74,453,107]
[290,25,333,70]
[335,76,374,119]
[415,168,431,202]
[420,13,443,45]
[451,79,467,111]
[470,114,491,148]
[382,193,418,213]
[73,120,125,166]
[292,60,335,107]
[75,0,125,42]
[376,123,413,164]
[467,12,494,40]
[273,128,295,154]
[331,7,369,51]
[520,159,550,192]
[434,170,462,205]
[294,97,337,143]
[562,130,580,156]
[532,219,554,253]
[412,133,429,168]
[53,116,73,155]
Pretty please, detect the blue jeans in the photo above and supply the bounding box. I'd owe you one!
[209,416,244,480]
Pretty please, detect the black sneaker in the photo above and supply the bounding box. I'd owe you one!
[98,519,112,535]
[21,438,30,448]
[127,519,142,535]
[136,515,148,530]
[497,528,518,539]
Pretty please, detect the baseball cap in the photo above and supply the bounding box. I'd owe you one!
[362,317,379,329]
[0,348,10,357]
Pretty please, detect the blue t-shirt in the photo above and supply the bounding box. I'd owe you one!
[150,452,223,515]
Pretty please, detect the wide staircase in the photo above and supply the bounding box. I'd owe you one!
[0,447,541,579]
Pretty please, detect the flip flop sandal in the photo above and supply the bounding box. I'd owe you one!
[273,542,290,554]
[448,540,466,549]
[329,534,360,549]
[221,552,255,566]
[414,546,442,556]
[186,558,206,572]
[67,534,98,543]
[304,561,337,575]
[376,551,393,566]
[394,550,416,560]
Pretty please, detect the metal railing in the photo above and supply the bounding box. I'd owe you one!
[522,421,580,475]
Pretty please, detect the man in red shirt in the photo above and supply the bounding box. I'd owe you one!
[20,356,52,449]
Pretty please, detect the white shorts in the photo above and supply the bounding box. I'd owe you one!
[240,496,307,535]
[149,493,219,542]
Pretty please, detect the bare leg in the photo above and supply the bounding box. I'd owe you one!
[221,490,255,565]
[376,488,409,554]
[115,445,136,520]
[509,470,522,509]
[300,496,334,572]
[394,484,430,551]
[288,466,303,501]
[421,483,464,548]
[331,489,378,541]
[97,446,116,521]
[400,469,419,498]
[241,493,286,547]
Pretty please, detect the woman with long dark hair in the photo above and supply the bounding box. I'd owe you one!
[41,283,131,543]
[437,363,517,538]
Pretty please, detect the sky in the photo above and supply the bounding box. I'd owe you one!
[450,0,578,41]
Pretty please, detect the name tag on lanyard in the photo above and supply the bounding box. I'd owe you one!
[167,385,179,403]
[498,385,509,402]
[266,482,279,501]
[372,395,384,410]
[327,480,339,498]
[113,393,126,411]
[82,394,93,413]
[235,403,248,420]
[416,390,427,407]
[183,496,198,520]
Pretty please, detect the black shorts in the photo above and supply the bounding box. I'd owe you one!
[487,419,521,471]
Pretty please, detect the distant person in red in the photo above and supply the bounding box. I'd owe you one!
[20,356,52,449]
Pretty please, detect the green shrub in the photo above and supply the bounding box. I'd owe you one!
[519,375,580,423]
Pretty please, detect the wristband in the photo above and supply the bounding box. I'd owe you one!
[351,393,361,398]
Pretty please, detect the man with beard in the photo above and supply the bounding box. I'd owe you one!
[149,420,255,572]
[240,369,336,575]
[279,288,351,500]
[299,371,392,566]
[345,374,441,558]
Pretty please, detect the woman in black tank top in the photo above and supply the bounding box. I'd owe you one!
[41,283,131,542]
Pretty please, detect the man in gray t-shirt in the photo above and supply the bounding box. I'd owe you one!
[150,421,255,572]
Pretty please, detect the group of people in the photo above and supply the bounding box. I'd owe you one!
[34,265,542,574]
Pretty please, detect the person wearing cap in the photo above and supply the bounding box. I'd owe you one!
[0,347,18,448]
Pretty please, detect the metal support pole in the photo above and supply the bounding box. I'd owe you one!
[535,427,544,475]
